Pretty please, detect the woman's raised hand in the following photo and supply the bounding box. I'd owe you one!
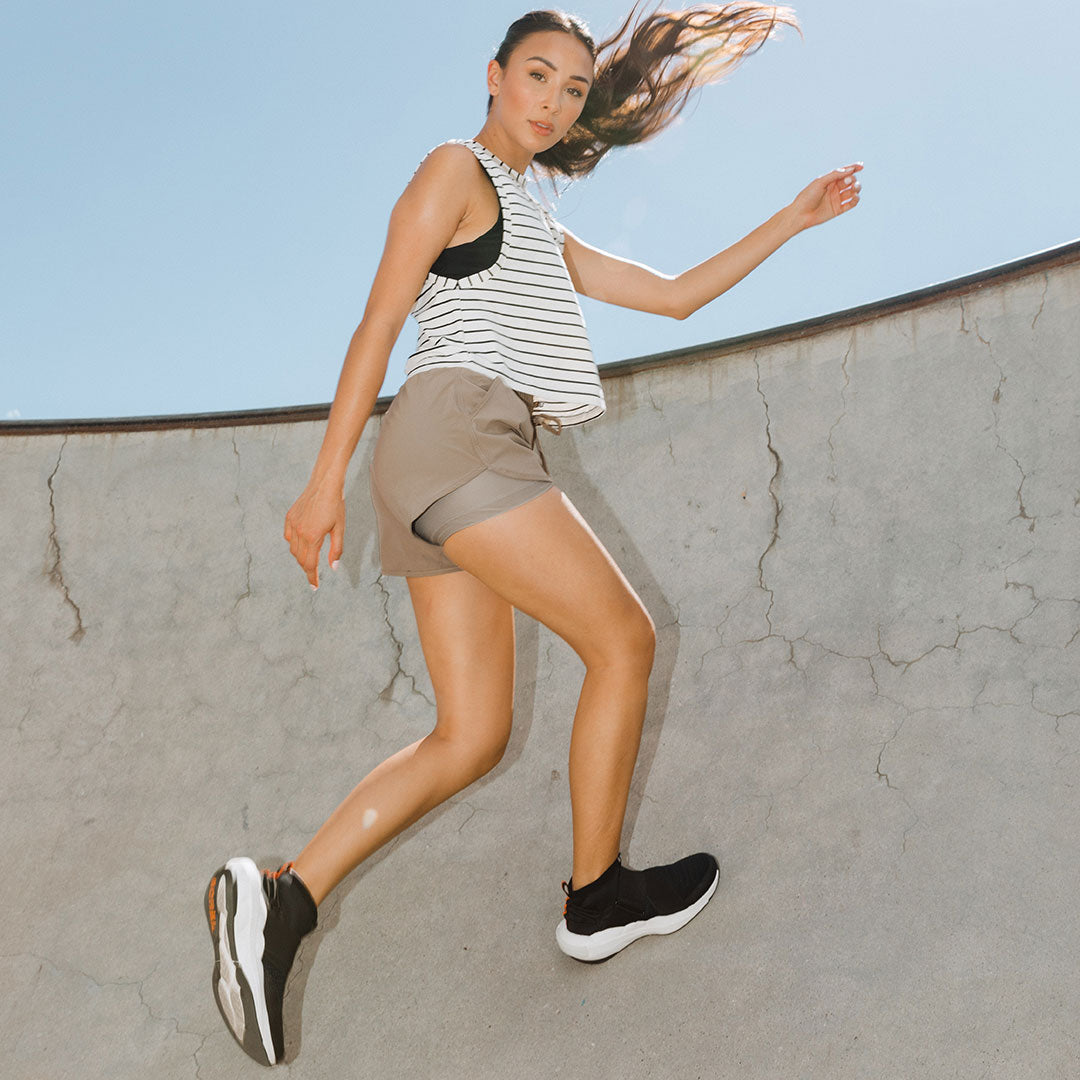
[283,481,345,589]
[788,162,864,231]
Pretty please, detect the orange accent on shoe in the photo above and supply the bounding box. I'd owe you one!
[208,876,218,933]
[267,861,295,880]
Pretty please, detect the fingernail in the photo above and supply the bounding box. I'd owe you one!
[331,560,340,570]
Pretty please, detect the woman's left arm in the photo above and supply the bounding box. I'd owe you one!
[562,162,863,321]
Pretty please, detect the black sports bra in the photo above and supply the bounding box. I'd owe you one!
[429,203,503,278]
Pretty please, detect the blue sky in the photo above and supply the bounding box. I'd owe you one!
[3,1,1078,421]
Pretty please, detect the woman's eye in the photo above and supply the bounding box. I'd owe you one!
[530,70,583,97]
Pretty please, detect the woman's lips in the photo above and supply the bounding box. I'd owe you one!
[530,120,553,136]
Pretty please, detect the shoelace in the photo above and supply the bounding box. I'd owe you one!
[262,861,295,905]
[559,855,624,918]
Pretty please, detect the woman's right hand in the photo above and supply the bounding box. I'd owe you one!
[284,480,345,589]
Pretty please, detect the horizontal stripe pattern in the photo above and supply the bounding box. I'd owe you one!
[403,139,606,428]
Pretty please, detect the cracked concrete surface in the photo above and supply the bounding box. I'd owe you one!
[753,354,782,633]
[1,250,1079,1078]
[45,436,86,642]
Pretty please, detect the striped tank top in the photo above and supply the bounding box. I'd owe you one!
[403,138,606,429]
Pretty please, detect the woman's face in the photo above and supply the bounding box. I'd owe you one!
[489,30,594,145]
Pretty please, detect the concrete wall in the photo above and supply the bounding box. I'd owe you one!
[2,245,1078,1078]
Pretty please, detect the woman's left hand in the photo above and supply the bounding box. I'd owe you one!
[788,163,863,231]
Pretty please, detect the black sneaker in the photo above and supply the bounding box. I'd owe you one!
[204,857,318,1066]
[556,852,719,962]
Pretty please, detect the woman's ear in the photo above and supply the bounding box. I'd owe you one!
[486,58,502,98]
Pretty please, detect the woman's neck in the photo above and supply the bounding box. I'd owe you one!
[472,125,532,176]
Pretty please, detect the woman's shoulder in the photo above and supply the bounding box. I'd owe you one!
[413,138,481,173]
[401,141,484,198]
[395,141,487,227]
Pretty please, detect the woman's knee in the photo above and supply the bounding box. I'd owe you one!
[468,724,511,778]
[430,718,511,781]
[582,606,656,674]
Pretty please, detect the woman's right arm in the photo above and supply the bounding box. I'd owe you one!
[283,144,476,587]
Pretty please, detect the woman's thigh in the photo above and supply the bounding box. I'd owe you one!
[441,487,655,671]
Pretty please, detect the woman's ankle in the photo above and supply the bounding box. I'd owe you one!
[568,852,621,894]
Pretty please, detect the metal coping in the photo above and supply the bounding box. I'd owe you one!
[5,237,1078,438]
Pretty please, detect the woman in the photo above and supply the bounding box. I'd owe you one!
[205,3,862,1066]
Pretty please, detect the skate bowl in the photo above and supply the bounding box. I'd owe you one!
[3,239,1078,1078]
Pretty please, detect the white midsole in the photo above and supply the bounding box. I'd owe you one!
[225,856,275,1063]
[555,869,719,962]
[214,876,245,1036]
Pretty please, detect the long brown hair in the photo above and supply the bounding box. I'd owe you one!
[488,3,801,182]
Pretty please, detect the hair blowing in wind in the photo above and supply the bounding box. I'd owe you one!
[504,2,802,179]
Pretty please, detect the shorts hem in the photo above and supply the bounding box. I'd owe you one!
[381,564,464,579]
[431,480,555,545]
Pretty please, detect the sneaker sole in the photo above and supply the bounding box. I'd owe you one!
[205,857,276,1066]
[555,866,720,962]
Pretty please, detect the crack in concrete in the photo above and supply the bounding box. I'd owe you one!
[1031,272,1049,329]
[740,751,820,834]
[973,671,1027,709]
[692,594,751,675]
[373,577,435,708]
[872,715,921,851]
[898,796,922,853]
[543,637,556,672]
[961,298,1035,533]
[287,659,318,693]
[7,951,211,1062]
[723,628,899,708]
[456,800,488,832]
[874,739,898,789]
[131,960,215,1077]
[645,385,675,464]
[723,603,1074,853]
[1003,450,1034,532]
[657,598,680,635]
[15,704,35,739]
[874,612,1035,674]
[231,432,253,610]
[753,357,781,633]
[785,638,803,676]
[1029,685,1080,735]
[1004,576,1038,607]
[826,332,855,527]
[45,437,86,643]
[761,793,775,832]
[193,1030,211,1080]
[864,658,887,701]
[725,619,1066,722]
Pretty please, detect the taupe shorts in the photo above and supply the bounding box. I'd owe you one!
[369,366,562,577]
